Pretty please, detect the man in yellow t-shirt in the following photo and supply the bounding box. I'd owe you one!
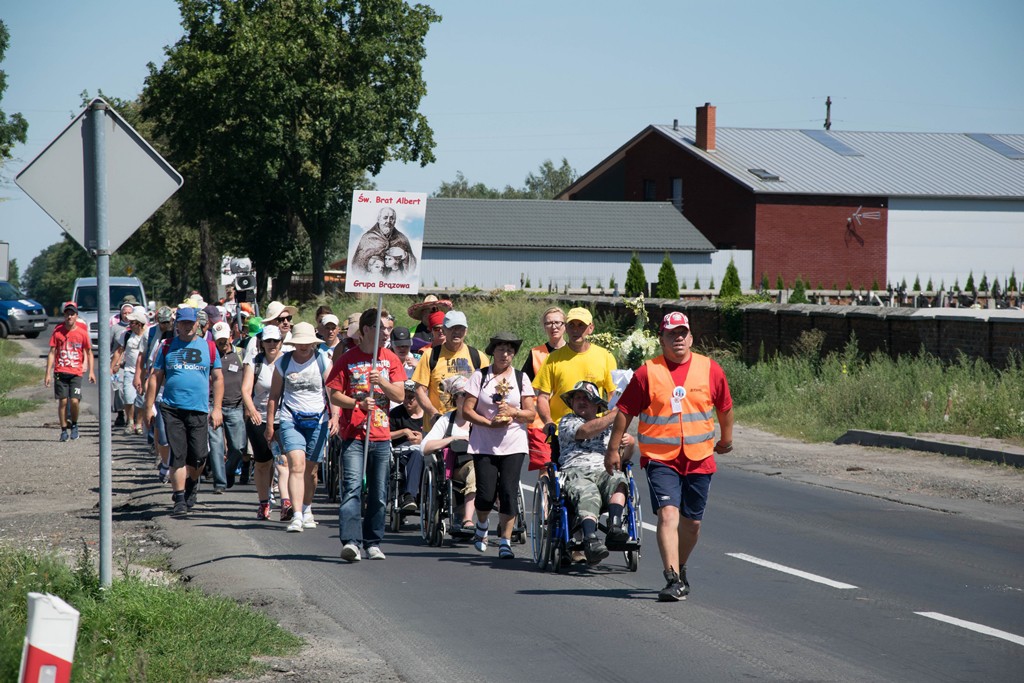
[534,307,617,434]
[412,310,488,428]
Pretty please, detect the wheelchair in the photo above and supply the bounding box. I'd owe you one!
[386,444,419,533]
[531,460,642,572]
[321,433,343,503]
[420,448,528,546]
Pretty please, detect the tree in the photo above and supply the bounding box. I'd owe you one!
[144,0,439,298]
[23,236,95,313]
[979,273,989,291]
[655,252,678,298]
[1010,269,1018,292]
[965,270,975,293]
[434,158,577,200]
[776,274,785,290]
[6,258,18,289]
[926,277,933,291]
[912,275,921,292]
[790,276,808,304]
[625,251,646,297]
[0,21,28,164]
[760,272,769,291]
[720,258,742,298]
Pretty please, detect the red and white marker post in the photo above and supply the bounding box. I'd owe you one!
[19,593,80,683]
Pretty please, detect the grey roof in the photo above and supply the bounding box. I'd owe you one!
[649,125,1024,198]
[423,198,714,253]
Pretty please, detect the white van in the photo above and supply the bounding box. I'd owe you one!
[71,277,148,347]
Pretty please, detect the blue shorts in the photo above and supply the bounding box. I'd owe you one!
[644,461,712,520]
[276,419,328,463]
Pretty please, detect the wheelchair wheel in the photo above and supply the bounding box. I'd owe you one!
[326,436,342,503]
[512,485,528,545]
[388,499,402,533]
[531,476,550,570]
[420,459,438,545]
[548,509,564,574]
[625,549,639,572]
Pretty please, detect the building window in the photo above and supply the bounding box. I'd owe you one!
[643,179,656,201]
[671,177,683,211]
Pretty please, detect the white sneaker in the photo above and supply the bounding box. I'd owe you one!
[367,546,386,560]
[474,536,488,553]
[302,512,317,529]
[341,542,361,563]
[286,516,304,532]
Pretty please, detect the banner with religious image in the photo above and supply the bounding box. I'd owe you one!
[345,190,426,294]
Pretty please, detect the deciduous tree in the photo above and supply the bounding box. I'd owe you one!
[0,21,28,165]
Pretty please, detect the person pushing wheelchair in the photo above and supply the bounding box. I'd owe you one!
[557,381,634,565]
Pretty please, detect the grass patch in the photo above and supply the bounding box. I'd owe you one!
[0,546,302,682]
[0,339,43,416]
[712,332,1024,443]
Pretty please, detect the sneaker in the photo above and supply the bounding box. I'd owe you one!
[399,493,418,513]
[158,465,170,484]
[367,546,386,560]
[658,567,690,602]
[213,487,226,495]
[583,536,609,565]
[184,477,198,510]
[302,511,317,529]
[239,461,251,485]
[286,516,304,532]
[498,544,514,560]
[59,429,70,443]
[256,502,271,520]
[474,535,488,553]
[340,542,362,563]
[172,497,188,517]
[70,424,80,440]
[280,500,294,522]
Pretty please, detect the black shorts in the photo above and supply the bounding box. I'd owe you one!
[53,372,83,400]
[246,419,276,463]
[161,405,210,470]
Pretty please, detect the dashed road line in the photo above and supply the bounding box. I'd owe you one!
[726,552,859,589]
[915,612,1024,647]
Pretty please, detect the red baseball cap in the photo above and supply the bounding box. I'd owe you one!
[660,311,690,332]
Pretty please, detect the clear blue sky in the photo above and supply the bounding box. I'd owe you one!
[2,0,1022,272]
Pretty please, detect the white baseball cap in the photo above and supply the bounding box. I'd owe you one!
[212,321,232,341]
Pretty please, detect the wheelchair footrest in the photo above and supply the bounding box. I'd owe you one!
[605,539,640,552]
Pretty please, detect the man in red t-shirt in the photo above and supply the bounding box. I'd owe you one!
[606,311,734,602]
[326,307,405,562]
[44,301,96,442]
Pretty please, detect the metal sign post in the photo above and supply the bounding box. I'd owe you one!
[16,98,183,587]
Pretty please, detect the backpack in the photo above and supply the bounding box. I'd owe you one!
[429,344,482,373]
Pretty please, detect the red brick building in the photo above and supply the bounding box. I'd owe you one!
[558,104,1024,291]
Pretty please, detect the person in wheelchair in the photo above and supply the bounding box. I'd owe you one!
[421,374,477,532]
[390,380,425,513]
[557,381,635,565]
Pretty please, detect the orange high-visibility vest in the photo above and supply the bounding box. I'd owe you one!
[637,353,716,462]
[529,344,551,429]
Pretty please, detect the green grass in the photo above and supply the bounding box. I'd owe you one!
[0,339,42,416]
[0,546,302,682]
[711,332,1024,443]
[298,295,1024,444]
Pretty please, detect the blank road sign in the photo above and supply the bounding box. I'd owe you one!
[15,98,183,253]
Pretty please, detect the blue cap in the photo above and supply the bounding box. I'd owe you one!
[176,307,198,322]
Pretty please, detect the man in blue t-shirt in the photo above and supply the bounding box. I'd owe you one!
[144,306,224,516]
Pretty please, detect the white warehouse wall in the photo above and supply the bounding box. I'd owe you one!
[888,198,1024,289]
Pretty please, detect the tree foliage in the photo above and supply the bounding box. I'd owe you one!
[0,21,28,163]
[789,276,808,304]
[624,251,646,297]
[655,252,678,298]
[23,236,95,314]
[144,0,439,297]
[434,158,577,200]
[719,257,742,298]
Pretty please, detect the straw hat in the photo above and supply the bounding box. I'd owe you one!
[407,295,453,320]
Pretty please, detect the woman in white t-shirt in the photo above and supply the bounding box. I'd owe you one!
[265,322,335,533]
[462,332,536,559]
[241,325,286,522]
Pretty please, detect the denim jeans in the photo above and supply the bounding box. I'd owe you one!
[207,405,246,489]
[339,438,391,547]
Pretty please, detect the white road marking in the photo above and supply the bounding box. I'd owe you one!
[520,482,657,532]
[726,553,858,589]
[915,612,1024,647]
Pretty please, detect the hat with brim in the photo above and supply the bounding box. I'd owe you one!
[63,301,78,313]
[263,300,298,322]
[407,295,453,320]
[288,321,319,345]
[485,331,523,356]
[560,380,608,411]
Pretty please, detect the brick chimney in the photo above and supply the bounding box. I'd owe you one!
[695,102,716,152]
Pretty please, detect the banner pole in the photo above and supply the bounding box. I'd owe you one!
[362,293,385,474]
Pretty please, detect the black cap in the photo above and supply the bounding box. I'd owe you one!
[392,326,412,343]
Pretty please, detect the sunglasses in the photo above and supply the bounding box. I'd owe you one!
[278,316,293,322]
[263,339,281,344]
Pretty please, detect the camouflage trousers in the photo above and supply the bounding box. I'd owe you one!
[562,467,627,521]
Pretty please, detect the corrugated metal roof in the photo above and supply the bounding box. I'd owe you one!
[653,125,1024,198]
[423,198,714,252]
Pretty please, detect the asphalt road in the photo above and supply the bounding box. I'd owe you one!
[23,332,1024,681]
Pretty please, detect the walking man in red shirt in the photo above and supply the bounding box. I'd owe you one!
[44,301,96,441]
[605,312,734,601]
